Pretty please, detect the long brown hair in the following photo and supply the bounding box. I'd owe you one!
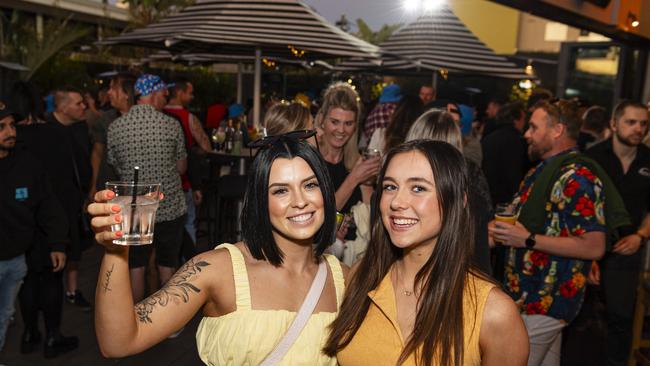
[324,140,477,366]
[383,95,425,152]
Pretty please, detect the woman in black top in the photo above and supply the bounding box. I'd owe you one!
[315,82,381,214]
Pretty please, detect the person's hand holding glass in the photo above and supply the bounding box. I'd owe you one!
[489,203,517,246]
[89,181,162,247]
[350,149,381,187]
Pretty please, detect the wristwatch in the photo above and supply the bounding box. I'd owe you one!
[636,230,648,243]
[525,233,537,249]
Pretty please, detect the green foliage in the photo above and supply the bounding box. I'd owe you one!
[355,19,400,45]
[30,54,92,92]
[120,0,195,28]
[509,80,538,103]
[0,11,90,81]
[181,67,235,113]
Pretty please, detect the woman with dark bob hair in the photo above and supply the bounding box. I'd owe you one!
[88,137,347,365]
[325,140,528,366]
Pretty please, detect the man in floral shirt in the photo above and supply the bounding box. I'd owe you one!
[490,100,606,366]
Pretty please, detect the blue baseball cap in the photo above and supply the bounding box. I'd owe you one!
[228,103,245,119]
[134,74,169,97]
[379,84,402,103]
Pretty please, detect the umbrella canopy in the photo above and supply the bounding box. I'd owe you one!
[99,0,379,126]
[143,50,332,68]
[100,0,379,60]
[336,6,528,79]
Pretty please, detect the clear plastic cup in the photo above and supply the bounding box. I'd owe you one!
[105,182,161,245]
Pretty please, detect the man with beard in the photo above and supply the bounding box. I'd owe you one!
[489,100,619,365]
[0,101,69,353]
[585,100,650,366]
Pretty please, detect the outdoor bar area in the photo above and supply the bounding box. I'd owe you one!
[2,0,650,365]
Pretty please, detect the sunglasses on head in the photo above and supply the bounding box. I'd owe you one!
[248,129,319,157]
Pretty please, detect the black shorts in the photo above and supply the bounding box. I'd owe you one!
[129,214,186,269]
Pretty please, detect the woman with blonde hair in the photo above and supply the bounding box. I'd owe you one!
[405,109,493,274]
[263,100,313,136]
[315,82,381,214]
[315,82,381,264]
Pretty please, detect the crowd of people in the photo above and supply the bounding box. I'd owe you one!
[1,73,649,366]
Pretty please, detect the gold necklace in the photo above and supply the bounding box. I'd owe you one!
[395,264,415,296]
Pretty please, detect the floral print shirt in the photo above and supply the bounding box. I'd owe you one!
[504,149,606,323]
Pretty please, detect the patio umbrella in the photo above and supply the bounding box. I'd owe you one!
[143,50,333,102]
[99,0,379,124]
[336,6,529,81]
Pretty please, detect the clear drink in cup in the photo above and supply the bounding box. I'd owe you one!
[106,182,161,245]
[362,148,381,186]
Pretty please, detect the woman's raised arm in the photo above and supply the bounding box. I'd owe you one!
[89,190,222,357]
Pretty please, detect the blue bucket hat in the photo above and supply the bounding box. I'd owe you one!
[134,74,169,97]
[379,84,402,103]
[228,103,245,119]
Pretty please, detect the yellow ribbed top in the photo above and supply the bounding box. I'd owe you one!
[196,244,344,366]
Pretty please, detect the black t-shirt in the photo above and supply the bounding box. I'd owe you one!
[326,160,362,241]
[325,160,362,214]
[586,139,650,268]
[577,131,596,152]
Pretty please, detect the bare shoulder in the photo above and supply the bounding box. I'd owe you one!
[343,261,363,285]
[339,262,351,283]
[186,245,235,289]
[479,287,529,366]
[481,287,523,334]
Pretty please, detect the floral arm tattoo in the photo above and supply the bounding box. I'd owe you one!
[135,258,210,324]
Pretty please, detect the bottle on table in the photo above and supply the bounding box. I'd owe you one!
[224,120,234,154]
[233,122,243,155]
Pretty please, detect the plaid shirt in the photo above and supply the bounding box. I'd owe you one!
[363,102,398,140]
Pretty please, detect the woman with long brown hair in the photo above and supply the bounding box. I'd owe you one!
[324,140,528,366]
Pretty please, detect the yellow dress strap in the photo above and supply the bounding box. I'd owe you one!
[323,254,345,309]
[215,243,252,310]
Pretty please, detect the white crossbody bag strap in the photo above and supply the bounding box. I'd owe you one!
[260,260,328,366]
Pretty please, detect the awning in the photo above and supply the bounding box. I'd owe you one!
[336,6,529,79]
[99,0,379,60]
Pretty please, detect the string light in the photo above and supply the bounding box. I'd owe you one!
[519,79,533,89]
[287,45,306,58]
[262,58,277,68]
[525,59,534,76]
[439,68,448,80]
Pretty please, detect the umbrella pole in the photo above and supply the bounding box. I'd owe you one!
[237,63,243,104]
[432,71,438,91]
[253,47,262,128]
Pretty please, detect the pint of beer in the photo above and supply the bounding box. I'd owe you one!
[494,203,517,243]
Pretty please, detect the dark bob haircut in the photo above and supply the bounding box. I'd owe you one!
[241,138,336,266]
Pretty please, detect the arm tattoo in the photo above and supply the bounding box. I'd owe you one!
[134,258,210,324]
[102,264,115,293]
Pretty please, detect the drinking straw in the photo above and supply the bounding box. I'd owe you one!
[129,166,139,234]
